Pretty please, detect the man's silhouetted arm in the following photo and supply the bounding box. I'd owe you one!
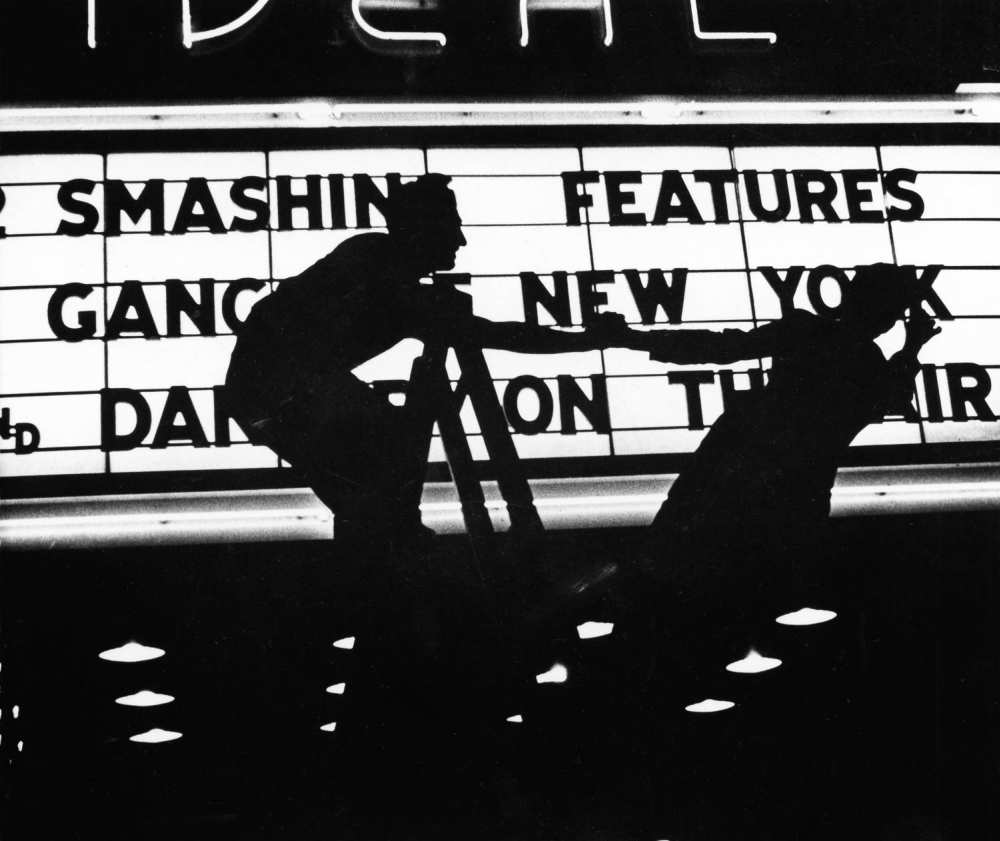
[446,316,606,353]
[881,309,941,414]
[407,285,617,353]
[621,320,792,364]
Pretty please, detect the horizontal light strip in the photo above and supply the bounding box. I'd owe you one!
[1,462,997,549]
[1,96,1000,132]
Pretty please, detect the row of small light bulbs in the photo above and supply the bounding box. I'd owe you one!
[0,661,25,756]
[98,635,360,742]
[98,643,179,744]
[320,635,356,734]
[96,605,835,741]
[513,607,837,723]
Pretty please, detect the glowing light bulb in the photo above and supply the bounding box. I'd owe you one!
[726,650,782,674]
[576,621,614,640]
[98,642,166,663]
[685,699,735,713]
[776,608,837,626]
[115,691,174,707]
[535,663,568,684]
[129,728,182,744]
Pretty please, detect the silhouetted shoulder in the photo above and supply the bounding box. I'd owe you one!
[295,232,394,281]
[778,308,838,348]
[782,308,825,333]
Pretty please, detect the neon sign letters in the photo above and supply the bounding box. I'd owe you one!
[84,0,777,53]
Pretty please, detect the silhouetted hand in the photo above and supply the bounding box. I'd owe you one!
[588,311,631,348]
[903,308,941,353]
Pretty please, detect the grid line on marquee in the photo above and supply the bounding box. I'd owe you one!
[8,265,1000,292]
[17,314,942,345]
[576,144,615,457]
[263,149,280,469]
[728,144,769,384]
[0,416,966,459]
[5,358,996,389]
[100,152,111,474]
[878,143,928,445]
[12,217,1000,239]
[8,169,1000,189]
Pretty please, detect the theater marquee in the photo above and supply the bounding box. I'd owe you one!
[1,138,999,540]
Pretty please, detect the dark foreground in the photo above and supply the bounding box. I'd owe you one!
[3,511,998,840]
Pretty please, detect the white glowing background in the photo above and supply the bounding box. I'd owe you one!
[2,144,996,484]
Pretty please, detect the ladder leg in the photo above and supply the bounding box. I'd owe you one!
[399,344,449,519]
[454,346,544,541]
[413,344,496,542]
[431,373,496,541]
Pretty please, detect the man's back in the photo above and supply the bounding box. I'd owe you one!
[224,232,405,441]
[243,232,413,374]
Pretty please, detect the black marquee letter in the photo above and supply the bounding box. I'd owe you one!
[557,375,610,434]
[107,280,159,339]
[946,363,997,421]
[604,171,645,226]
[562,171,600,225]
[47,283,98,341]
[151,386,210,448]
[105,180,165,236]
[222,279,267,332]
[806,265,850,317]
[503,376,554,435]
[743,170,791,223]
[101,388,152,452]
[56,180,100,236]
[623,268,687,324]
[520,272,572,327]
[669,370,715,429]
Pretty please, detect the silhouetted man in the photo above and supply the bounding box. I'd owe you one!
[614,263,940,616]
[225,174,612,546]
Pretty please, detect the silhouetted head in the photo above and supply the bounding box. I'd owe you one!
[840,263,930,338]
[386,174,467,274]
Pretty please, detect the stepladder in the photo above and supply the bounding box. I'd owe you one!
[400,277,546,587]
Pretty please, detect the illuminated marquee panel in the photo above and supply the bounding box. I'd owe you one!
[1,143,999,486]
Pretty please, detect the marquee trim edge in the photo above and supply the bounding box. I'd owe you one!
[3,96,1000,132]
[2,462,998,549]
